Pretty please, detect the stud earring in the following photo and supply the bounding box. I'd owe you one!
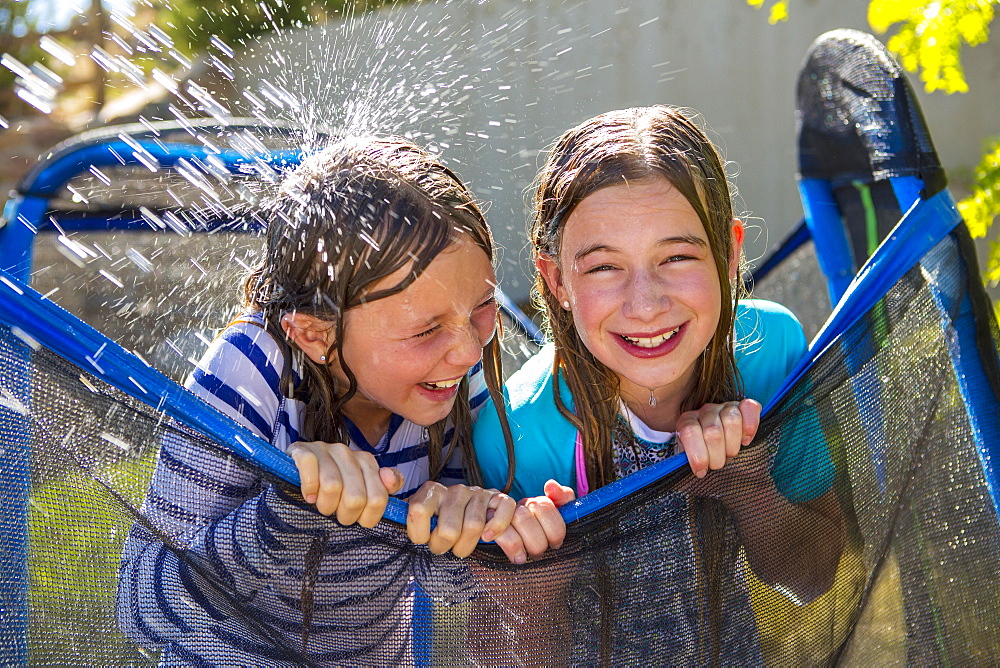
[562,301,570,310]
[319,355,327,363]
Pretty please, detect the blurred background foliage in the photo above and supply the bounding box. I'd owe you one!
[0,0,402,120]
[154,0,397,53]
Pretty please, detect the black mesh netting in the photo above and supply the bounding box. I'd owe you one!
[797,30,945,195]
[751,237,832,341]
[2,220,999,665]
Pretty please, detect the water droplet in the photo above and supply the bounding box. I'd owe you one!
[39,36,76,67]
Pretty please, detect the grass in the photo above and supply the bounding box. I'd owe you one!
[27,447,158,665]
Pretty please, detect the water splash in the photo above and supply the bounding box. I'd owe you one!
[2,53,61,114]
[38,36,77,67]
[16,0,679,381]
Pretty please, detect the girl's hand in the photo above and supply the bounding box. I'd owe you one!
[287,441,404,528]
[675,398,761,478]
[493,480,575,564]
[406,482,516,558]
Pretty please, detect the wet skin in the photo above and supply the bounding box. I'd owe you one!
[538,176,734,431]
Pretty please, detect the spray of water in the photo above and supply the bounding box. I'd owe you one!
[12,0,677,380]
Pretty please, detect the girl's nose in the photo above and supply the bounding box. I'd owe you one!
[446,322,484,368]
[623,270,668,320]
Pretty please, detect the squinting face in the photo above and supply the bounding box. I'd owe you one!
[540,177,733,412]
[333,236,498,431]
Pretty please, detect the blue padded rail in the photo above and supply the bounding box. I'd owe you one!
[769,188,963,411]
[0,268,634,525]
[0,140,299,279]
[17,142,301,198]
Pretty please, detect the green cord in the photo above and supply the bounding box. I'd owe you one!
[853,180,880,257]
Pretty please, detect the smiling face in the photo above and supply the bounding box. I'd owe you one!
[539,177,738,416]
[328,235,498,435]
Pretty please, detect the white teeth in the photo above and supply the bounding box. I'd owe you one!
[421,378,461,390]
[622,327,680,348]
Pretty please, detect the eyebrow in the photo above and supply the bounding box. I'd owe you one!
[574,234,708,261]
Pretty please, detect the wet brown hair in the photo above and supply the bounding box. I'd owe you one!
[530,105,746,490]
[243,136,509,485]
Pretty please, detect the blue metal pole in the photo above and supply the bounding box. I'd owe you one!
[797,178,856,305]
[1,195,44,281]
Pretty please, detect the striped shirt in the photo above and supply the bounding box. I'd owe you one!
[117,313,489,665]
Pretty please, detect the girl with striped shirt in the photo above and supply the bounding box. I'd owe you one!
[117,137,564,665]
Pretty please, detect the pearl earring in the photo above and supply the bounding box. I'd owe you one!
[562,301,570,310]
[319,355,327,363]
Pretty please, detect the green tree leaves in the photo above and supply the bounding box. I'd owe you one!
[154,0,396,56]
[746,0,790,24]
[868,0,996,94]
[959,139,1000,283]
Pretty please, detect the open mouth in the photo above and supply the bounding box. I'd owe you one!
[419,377,462,391]
[620,326,681,348]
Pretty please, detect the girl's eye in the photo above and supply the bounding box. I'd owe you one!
[584,264,616,274]
[413,298,495,340]
[477,297,499,311]
[414,325,440,339]
[663,254,696,264]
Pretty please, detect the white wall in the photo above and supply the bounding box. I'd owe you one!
[236,0,1000,302]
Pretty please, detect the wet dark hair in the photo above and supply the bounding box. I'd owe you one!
[243,136,507,485]
[530,105,746,490]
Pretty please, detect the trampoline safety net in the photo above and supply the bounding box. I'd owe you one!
[1,210,999,665]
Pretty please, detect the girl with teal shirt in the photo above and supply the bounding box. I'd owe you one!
[473,107,844,613]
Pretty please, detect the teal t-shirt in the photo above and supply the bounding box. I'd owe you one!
[474,299,827,501]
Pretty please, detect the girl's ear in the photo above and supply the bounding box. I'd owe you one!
[729,219,745,282]
[280,313,335,365]
[536,253,569,307]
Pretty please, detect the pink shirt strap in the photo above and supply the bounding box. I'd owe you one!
[574,431,589,497]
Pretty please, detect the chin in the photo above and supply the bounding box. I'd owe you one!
[411,406,456,429]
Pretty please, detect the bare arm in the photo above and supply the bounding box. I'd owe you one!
[722,483,844,604]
